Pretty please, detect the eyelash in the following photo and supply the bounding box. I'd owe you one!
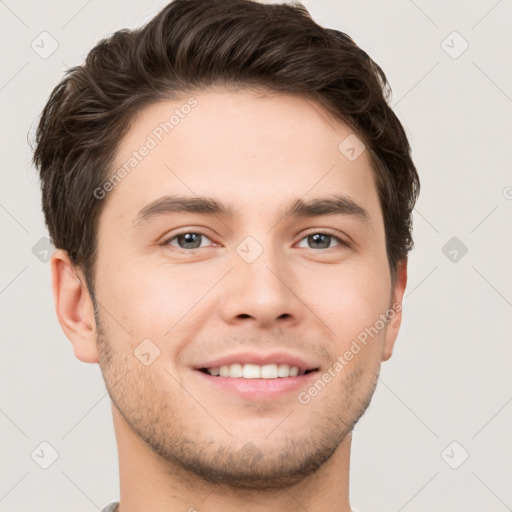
[161,230,349,252]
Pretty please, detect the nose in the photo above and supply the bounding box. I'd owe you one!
[219,242,305,329]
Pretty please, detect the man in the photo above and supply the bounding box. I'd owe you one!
[32,0,419,510]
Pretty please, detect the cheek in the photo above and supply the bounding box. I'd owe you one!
[97,255,214,339]
[317,263,391,351]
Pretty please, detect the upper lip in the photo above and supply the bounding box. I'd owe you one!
[193,351,321,373]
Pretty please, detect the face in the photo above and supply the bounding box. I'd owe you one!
[80,88,406,489]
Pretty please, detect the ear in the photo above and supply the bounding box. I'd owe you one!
[51,249,99,363]
[382,259,408,362]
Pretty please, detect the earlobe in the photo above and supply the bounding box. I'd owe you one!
[51,249,99,363]
[382,259,408,362]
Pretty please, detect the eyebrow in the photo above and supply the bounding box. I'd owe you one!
[133,194,371,227]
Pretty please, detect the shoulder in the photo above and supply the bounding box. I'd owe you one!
[101,502,119,512]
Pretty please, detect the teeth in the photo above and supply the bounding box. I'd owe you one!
[206,363,303,378]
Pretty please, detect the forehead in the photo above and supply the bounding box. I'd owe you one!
[101,88,382,228]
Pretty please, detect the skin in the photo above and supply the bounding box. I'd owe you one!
[51,87,407,512]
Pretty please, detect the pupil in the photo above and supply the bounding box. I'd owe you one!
[310,233,330,249]
[177,233,331,250]
[180,233,201,249]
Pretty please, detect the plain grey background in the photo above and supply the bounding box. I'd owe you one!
[1,0,511,511]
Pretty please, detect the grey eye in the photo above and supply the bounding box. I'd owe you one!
[297,233,343,250]
[167,232,212,250]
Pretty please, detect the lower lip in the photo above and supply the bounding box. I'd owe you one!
[194,369,319,400]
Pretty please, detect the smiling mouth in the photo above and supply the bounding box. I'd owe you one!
[194,363,321,400]
[197,364,319,379]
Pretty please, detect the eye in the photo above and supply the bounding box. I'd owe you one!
[163,231,214,250]
[161,230,348,252]
[296,232,347,250]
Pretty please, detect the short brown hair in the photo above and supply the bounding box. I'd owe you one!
[31,0,419,296]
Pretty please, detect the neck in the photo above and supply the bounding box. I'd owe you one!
[112,403,353,512]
